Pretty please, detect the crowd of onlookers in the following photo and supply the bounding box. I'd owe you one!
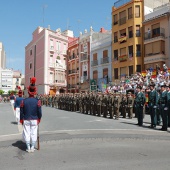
[106,64,170,94]
[0,95,10,103]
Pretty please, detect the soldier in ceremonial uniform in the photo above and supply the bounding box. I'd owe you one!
[96,92,102,117]
[113,92,121,120]
[134,85,146,126]
[127,92,134,119]
[148,83,158,128]
[108,93,114,119]
[20,77,42,153]
[102,93,108,118]
[14,89,24,124]
[120,93,127,118]
[158,83,168,131]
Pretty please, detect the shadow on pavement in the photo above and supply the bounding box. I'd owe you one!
[12,140,26,151]
[11,121,18,125]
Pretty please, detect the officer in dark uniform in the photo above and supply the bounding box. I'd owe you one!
[167,84,170,127]
[158,83,168,131]
[102,93,108,118]
[108,93,114,119]
[148,83,158,128]
[134,85,146,126]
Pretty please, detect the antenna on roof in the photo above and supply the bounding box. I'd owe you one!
[42,4,48,27]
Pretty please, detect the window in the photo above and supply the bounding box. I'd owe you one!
[152,23,160,37]
[93,53,97,60]
[113,14,118,25]
[136,25,140,37]
[136,44,141,57]
[120,29,126,37]
[50,39,54,50]
[120,47,126,56]
[114,68,118,79]
[128,7,132,19]
[128,26,133,38]
[30,49,32,55]
[114,32,118,43]
[119,10,126,25]
[114,50,118,61]
[136,65,141,72]
[135,5,140,17]
[29,63,32,69]
[128,45,133,58]
[129,66,133,76]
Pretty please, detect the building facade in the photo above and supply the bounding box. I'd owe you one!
[79,27,94,92]
[67,37,79,93]
[1,69,13,94]
[112,0,144,80]
[90,28,112,92]
[143,3,170,69]
[25,26,69,95]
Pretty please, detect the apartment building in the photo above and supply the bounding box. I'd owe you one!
[79,27,94,92]
[25,26,70,95]
[67,37,79,93]
[90,28,112,91]
[112,0,144,80]
[143,2,170,69]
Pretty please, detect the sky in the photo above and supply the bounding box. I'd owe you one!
[0,0,116,74]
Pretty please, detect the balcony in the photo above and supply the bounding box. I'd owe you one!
[91,60,98,66]
[136,32,141,37]
[49,46,54,52]
[101,57,109,64]
[113,21,118,25]
[119,55,127,62]
[144,28,165,44]
[144,52,166,64]
[81,54,88,61]
[57,80,65,83]
[70,84,76,88]
[119,17,126,25]
[136,51,141,57]
[112,56,118,62]
[118,36,127,44]
[80,76,88,83]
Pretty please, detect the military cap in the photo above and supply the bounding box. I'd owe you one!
[149,83,155,87]
[136,85,142,89]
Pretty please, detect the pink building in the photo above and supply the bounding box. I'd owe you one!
[25,26,70,95]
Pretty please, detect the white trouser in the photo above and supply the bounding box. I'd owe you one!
[10,100,14,106]
[22,120,38,143]
[15,108,20,122]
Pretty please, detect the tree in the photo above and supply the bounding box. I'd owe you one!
[0,90,5,95]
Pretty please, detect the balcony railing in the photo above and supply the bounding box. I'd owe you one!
[145,51,165,57]
[136,32,141,37]
[91,60,98,66]
[57,80,65,83]
[112,56,118,62]
[136,51,141,57]
[81,54,88,61]
[101,57,109,64]
[118,36,127,43]
[144,28,165,40]
[72,69,76,74]
[113,21,118,25]
[119,17,126,25]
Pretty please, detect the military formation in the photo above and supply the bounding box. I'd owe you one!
[39,91,135,120]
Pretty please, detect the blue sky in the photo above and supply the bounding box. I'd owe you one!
[0,0,115,74]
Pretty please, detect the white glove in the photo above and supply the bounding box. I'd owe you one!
[153,106,157,108]
[164,107,168,110]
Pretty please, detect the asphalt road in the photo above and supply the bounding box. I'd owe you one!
[0,102,170,170]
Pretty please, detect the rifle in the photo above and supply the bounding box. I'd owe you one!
[37,125,40,150]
